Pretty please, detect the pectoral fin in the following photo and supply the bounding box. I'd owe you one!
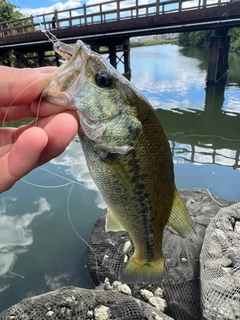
[167,187,195,237]
[102,153,132,194]
[105,208,126,232]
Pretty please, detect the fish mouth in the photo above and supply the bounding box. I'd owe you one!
[43,40,90,108]
[54,40,90,66]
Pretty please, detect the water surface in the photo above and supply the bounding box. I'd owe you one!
[0,44,240,312]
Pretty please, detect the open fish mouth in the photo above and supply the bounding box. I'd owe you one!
[43,40,90,108]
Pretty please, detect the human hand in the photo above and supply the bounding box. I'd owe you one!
[0,66,79,193]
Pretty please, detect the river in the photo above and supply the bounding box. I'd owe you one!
[0,44,240,312]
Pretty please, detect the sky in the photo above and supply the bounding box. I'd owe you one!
[11,0,86,16]
[8,0,214,24]
[10,0,199,18]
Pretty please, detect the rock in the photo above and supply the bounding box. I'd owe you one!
[234,221,240,233]
[141,289,154,301]
[94,305,111,320]
[149,297,167,312]
[122,240,132,253]
[154,288,164,298]
[102,278,112,290]
[112,281,132,295]
[86,310,94,318]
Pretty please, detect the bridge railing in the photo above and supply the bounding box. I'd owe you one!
[0,0,230,37]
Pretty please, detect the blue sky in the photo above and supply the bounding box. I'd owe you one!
[11,1,85,15]
[9,0,202,22]
[11,0,197,17]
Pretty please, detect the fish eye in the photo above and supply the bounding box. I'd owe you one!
[95,70,113,87]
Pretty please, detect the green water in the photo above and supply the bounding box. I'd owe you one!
[0,44,240,312]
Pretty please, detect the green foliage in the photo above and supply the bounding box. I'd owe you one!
[0,0,30,37]
[0,0,34,66]
[179,28,240,51]
[0,0,23,24]
[178,30,213,46]
[231,28,240,50]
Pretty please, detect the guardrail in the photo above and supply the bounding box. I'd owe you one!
[0,0,230,37]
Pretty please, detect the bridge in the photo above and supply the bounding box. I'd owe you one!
[0,0,240,83]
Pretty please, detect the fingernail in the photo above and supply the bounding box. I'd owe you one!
[36,67,58,73]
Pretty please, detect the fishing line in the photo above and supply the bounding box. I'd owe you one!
[8,270,25,279]
[21,167,88,189]
[1,109,9,147]
[15,0,60,45]
[194,187,227,207]
[66,183,99,278]
[13,1,101,281]
[20,178,73,188]
[39,167,88,188]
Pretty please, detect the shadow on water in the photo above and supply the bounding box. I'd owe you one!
[179,46,209,72]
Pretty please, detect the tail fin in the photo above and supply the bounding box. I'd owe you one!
[121,256,164,284]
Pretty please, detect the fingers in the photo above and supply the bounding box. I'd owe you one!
[36,112,79,165]
[0,127,48,193]
[0,111,79,146]
[0,66,77,122]
[0,112,79,193]
[0,66,58,106]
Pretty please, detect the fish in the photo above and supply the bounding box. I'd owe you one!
[43,40,195,283]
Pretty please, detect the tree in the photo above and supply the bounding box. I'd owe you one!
[0,0,24,24]
[231,28,240,50]
[0,0,27,66]
[178,30,213,46]
[179,28,240,51]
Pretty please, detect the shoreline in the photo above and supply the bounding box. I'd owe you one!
[130,39,240,54]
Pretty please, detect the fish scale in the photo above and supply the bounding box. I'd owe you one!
[43,39,195,284]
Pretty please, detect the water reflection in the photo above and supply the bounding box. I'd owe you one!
[157,78,240,170]
[0,197,50,290]
[0,44,240,313]
[51,137,106,210]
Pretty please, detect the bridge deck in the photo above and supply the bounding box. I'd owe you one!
[0,0,240,50]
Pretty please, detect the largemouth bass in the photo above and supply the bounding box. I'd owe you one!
[43,40,195,283]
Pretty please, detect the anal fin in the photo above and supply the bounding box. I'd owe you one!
[167,187,195,237]
[105,208,126,232]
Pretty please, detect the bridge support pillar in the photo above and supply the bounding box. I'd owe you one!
[109,45,117,68]
[207,27,230,85]
[4,50,14,67]
[14,51,25,68]
[38,50,46,67]
[123,41,131,75]
[90,38,131,78]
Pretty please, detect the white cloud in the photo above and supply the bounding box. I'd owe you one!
[45,272,71,290]
[0,197,51,282]
[50,137,107,210]
[20,1,82,17]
